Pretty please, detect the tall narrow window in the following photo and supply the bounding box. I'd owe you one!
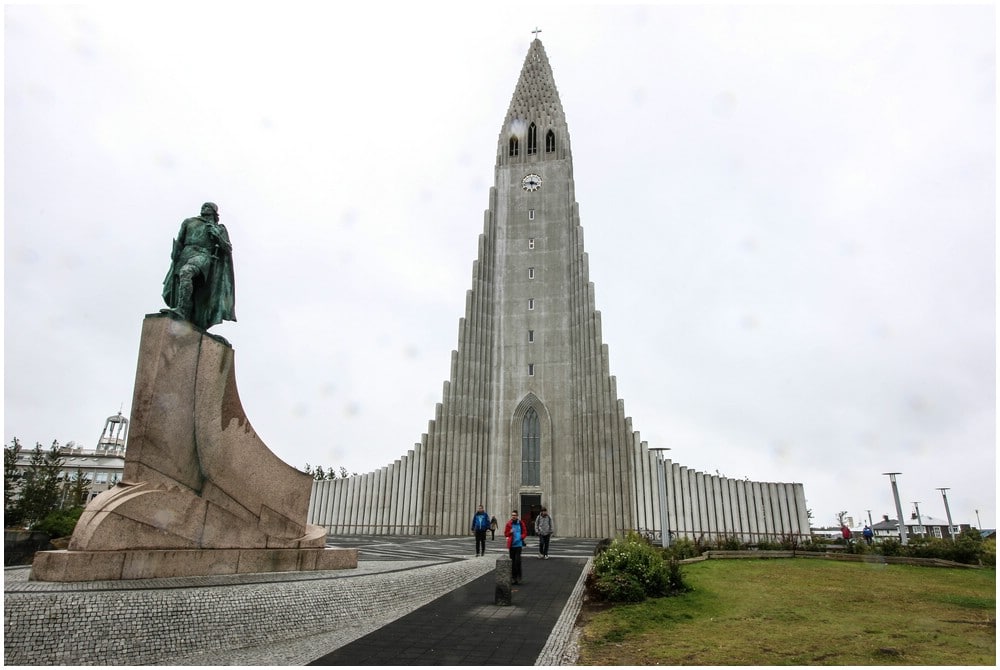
[521,407,541,485]
[528,209,535,220]
[508,136,519,157]
[528,267,535,279]
[528,238,535,249]
[527,122,538,155]
[528,363,535,376]
[528,330,534,343]
[545,129,556,152]
[528,298,535,310]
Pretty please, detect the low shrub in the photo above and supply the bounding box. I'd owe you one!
[870,530,991,565]
[779,534,802,550]
[878,538,904,557]
[663,537,699,560]
[32,506,83,539]
[797,537,830,553]
[755,538,782,550]
[715,535,744,551]
[590,532,690,602]
[980,538,995,568]
[846,540,869,555]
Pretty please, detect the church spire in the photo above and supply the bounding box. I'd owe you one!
[498,38,570,166]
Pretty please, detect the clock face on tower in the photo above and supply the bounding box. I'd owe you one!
[521,174,542,191]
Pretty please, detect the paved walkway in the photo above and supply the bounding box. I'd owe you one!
[4,535,596,666]
[310,538,595,665]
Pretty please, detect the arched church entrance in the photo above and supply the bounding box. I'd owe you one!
[520,494,542,536]
[515,399,548,536]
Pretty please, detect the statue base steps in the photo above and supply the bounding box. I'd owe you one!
[29,546,357,582]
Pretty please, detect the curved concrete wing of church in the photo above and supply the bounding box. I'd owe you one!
[308,38,811,540]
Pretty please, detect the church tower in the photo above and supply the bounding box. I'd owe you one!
[484,38,636,536]
[409,38,637,537]
[309,39,810,540]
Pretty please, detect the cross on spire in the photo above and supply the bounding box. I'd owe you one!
[532,27,542,40]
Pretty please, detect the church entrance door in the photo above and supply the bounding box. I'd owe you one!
[520,494,542,536]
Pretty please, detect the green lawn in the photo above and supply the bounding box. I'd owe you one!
[577,558,995,665]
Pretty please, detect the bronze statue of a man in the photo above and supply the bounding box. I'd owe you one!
[162,202,236,330]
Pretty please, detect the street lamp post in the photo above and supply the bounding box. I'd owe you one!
[975,509,982,530]
[912,501,923,538]
[648,447,671,548]
[865,509,873,528]
[937,488,955,541]
[883,472,908,545]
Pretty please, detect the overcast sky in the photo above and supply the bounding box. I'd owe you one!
[5,3,995,530]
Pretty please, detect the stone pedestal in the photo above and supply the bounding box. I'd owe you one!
[30,314,357,581]
[494,557,512,605]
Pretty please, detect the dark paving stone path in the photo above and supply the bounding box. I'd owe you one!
[310,538,596,666]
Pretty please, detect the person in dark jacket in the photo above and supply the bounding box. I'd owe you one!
[504,510,528,584]
[534,507,554,559]
[471,504,491,556]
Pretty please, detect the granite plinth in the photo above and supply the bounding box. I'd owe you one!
[30,314,357,581]
[30,546,357,582]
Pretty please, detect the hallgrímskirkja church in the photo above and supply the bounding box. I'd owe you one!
[309,38,809,540]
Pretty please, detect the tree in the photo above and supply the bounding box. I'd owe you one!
[836,511,850,526]
[301,464,357,480]
[4,438,24,522]
[13,442,66,528]
[62,468,92,508]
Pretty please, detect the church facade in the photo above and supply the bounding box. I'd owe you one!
[309,39,809,540]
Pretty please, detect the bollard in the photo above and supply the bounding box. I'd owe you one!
[494,557,512,605]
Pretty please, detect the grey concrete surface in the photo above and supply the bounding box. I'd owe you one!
[4,535,596,666]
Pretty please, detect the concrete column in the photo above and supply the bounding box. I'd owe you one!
[694,470,708,539]
[316,479,330,531]
[745,479,757,541]
[366,470,379,534]
[759,482,774,540]
[334,477,347,534]
[439,379,455,535]
[733,479,753,542]
[389,461,402,533]
[411,443,426,535]
[775,483,791,536]
[792,482,809,537]
[720,476,734,537]
[665,461,679,541]
[678,466,692,539]
[707,474,721,540]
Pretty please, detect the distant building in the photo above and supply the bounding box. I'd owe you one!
[872,513,971,541]
[11,412,127,504]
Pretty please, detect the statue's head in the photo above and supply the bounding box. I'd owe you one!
[201,202,219,220]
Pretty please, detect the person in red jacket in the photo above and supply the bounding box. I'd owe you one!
[504,509,528,584]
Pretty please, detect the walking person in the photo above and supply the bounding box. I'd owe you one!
[504,509,528,584]
[471,504,491,557]
[534,506,554,559]
[862,524,874,546]
[489,515,498,541]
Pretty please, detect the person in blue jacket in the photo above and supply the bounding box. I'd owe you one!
[504,509,528,584]
[471,504,491,556]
